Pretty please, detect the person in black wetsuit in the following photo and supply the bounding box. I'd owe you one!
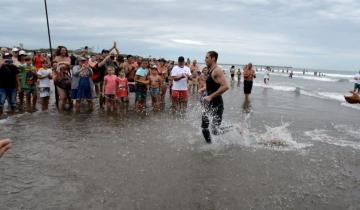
[199,51,229,143]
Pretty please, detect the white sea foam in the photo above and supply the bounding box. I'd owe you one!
[253,82,296,92]
[341,102,360,110]
[254,82,360,111]
[201,118,311,151]
[0,118,8,124]
[317,92,346,102]
[260,72,339,82]
[333,124,360,139]
[305,129,360,150]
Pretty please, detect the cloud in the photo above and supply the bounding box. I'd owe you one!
[1,0,360,70]
[172,39,206,45]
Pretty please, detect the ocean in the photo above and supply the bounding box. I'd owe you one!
[0,66,359,209]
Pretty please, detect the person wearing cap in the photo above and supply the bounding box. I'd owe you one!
[11,48,20,66]
[71,56,94,112]
[199,51,229,143]
[1,48,9,58]
[0,53,20,116]
[170,56,192,112]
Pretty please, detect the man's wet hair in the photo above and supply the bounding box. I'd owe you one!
[207,51,218,62]
[126,55,133,59]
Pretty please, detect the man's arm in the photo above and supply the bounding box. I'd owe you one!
[171,68,185,81]
[98,55,110,67]
[135,75,149,85]
[172,74,185,81]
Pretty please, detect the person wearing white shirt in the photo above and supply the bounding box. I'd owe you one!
[37,62,52,110]
[170,56,192,112]
[264,67,270,85]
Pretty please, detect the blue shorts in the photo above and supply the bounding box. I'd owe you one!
[150,87,160,97]
[0,88,17,108]
[135,84,147,102]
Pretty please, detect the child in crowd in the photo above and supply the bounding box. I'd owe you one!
[191,70,199,94]
[148,65,162,110]
[116,71,129,111]
[199,67,208,90]
[37,61,52,110]
[103,66,119,112]
[134,60,149,112]
[21,56,38,112]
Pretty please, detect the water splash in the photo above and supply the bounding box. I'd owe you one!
[199,115,310,151]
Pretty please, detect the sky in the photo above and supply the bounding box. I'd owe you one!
[1,0,360,71]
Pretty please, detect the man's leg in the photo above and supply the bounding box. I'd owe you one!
[201,104,211,143]
[87,99,93,112]
[18,90,24,110]
[0,89,6,116]
[25,91,31,112]
[211,106,224,135]
[180,90,188,111]
[171,90,178,112]
[9,88,17,114]
[75,100,81,112]
[32,90,37,111]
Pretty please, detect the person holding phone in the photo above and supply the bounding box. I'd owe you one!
[71,57,94,112]
[0,53,20,116]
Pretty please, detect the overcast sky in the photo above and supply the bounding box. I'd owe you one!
[1,0,360,70]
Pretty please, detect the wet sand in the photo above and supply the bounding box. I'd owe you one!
[1,80,360,210]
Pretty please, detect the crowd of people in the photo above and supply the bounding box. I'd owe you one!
[0,42,258,117]
[0,43,260,149]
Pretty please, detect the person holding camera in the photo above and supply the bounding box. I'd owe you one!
[71,57,94,112]
[0,53,20,116]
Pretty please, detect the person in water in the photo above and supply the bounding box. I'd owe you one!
[230,65,235,82]
[199,51,229,143]
[243,63,256,102]
[353,70,360,94]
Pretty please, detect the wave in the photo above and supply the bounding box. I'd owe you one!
[253,82,296,92]
[304,128,360,150]
[253,83,360,111]
[341,102,360,110]
[257,71,348,83]
[317,92,346,102]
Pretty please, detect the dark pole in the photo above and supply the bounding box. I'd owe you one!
[44,0,58,108]
[44,0,53,61]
